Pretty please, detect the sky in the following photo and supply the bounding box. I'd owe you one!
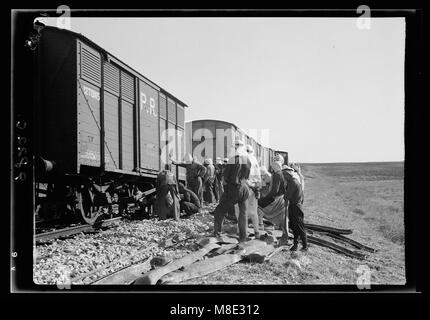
[40,17,405,163]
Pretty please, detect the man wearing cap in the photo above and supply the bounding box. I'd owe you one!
[173,154,207,206]
[245,144,262,239]
[213,139,252,242]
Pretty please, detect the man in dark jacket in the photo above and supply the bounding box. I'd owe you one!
[173,155,206,205]
[282,166,308,251]
[214,157,224,201]
[213,139,251,242]
[178,182,201,216]
[155,164,180,221]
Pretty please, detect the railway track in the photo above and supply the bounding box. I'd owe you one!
[35,217,123,243]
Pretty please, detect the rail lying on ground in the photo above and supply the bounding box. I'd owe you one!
[35,217,122,242]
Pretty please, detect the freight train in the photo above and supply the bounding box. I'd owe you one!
[31,25,288,225]
[185,120,288,168]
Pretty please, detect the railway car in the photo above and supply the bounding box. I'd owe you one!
[185,120,286,171]
[33,25,187,224]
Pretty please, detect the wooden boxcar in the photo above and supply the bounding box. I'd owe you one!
[34,26,187,223]
[185,119,283,169]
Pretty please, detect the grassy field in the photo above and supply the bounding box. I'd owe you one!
[183,161,405,285]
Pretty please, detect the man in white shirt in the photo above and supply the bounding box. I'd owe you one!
[245,145,262,239]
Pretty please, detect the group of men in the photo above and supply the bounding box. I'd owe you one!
[154,139,308,252]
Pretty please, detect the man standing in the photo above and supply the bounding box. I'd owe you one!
[173,154,206,206]
[213,139,251,242]
[245,145,262,239]
[282,165,308,251]
[203,158,216,204]
[214,157,224,201]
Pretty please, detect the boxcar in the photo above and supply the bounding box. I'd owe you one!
[185,120,284,170]
[33,26,187,224]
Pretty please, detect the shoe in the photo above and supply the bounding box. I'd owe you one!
[290,243,298,251]
[300,244,309,252]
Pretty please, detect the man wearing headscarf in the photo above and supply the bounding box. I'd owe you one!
[260,161,292,243]
[213,139,251,242]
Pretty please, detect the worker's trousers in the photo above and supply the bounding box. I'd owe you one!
[204,179,215,204]
[188,177,203,205]
[213,181,249,241]
[235,187,260,237]
[156,184,179,221]
[287,201,307,245]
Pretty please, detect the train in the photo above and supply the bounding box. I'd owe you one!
[31,24,288,225]
[185,119,288,168]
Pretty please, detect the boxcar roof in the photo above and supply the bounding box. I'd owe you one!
[186,119,239,130]
[186,119,270,149]
[43,26,189,108]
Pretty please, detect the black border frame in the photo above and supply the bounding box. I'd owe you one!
[9,8,424,301]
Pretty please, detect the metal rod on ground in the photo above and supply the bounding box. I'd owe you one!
[310,230,376,253]
[304,223,353,235]
[307,235,366,259]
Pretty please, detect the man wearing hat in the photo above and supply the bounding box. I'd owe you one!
[213,139,252,242]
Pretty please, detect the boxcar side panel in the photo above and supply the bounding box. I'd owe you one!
[139,80,159,172]
[176,104,186,180]
[103,91,120,170]
[121,100,134,171]
[77,72,102,168]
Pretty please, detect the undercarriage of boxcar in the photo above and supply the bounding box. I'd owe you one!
[34,156,158,226]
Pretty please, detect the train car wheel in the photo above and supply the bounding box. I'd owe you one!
[76,189,104,225]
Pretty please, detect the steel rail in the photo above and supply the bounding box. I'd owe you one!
[304,223,353,235]
[35,217,122,242]
[307,235,366,260]
[311,230,376,253]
